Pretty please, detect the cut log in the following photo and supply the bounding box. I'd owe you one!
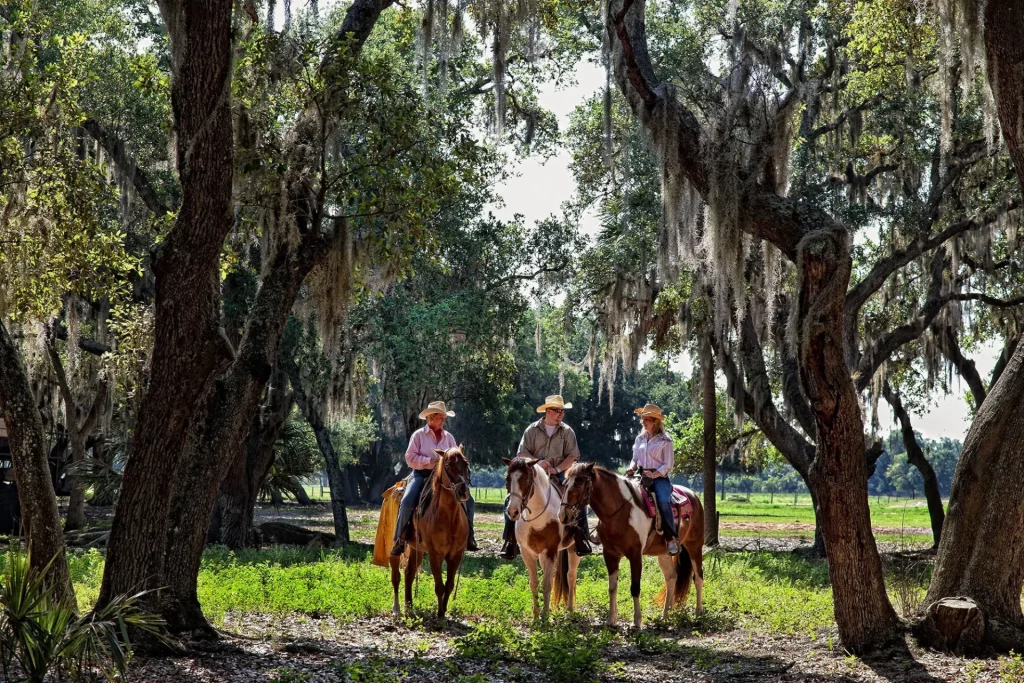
[256,521,335,547]
[914,597,985,654]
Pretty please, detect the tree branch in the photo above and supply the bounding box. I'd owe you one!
[81,118,171,218]
[716,319,815,477]
[808,94,884,141]
[932,323,986,409]
[844,200,1021,358]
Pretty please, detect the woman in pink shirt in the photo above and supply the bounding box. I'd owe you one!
[391,401,477,555]
[626,403,679,556]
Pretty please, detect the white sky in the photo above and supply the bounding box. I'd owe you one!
[493,60,997,443]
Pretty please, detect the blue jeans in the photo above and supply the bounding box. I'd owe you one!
[650,476,677,539]
[503,471,589,540]
[394,469,475,542]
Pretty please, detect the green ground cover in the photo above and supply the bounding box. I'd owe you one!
[65,545,837,637]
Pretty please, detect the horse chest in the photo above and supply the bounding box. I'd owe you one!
[525,519,560,552]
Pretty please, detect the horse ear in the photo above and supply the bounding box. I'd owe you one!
[524,457,538,466]
[501,457,512,466]
[583,461,595,471]
[433,449,446,457]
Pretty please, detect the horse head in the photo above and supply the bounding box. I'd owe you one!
[434,445,470,502]
[559,461,595,526]
[501,455,540,521]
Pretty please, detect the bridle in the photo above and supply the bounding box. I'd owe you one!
[507,463,552,523]
[438,451,469,501]
[560,467,631,528]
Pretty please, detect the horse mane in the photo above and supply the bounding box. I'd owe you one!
[431,446,462,495]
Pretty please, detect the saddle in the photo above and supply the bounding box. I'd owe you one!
[631,477,693,532]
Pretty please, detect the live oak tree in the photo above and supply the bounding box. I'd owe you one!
[561,0,1024,652]
[922,0,1024,652]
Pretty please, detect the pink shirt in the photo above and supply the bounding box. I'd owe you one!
[630,431,674,476]
[406,425,457,470]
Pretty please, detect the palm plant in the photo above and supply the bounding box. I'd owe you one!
[0,545,163,682]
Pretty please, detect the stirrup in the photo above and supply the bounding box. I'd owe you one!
[666,539,679,556]
[390,540,406,557]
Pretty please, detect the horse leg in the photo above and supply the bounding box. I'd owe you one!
[428,552,446,620]
[657,554,676,621]
[522,547,541,619]
[540,551,554,620]
[390,555,402,616]
[604,553,621,626]
[404,549,421,615]
[442,551,464,619]
[567,551,581,613]
[629,553,643,628]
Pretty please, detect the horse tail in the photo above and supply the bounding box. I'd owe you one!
[654,543,694,608]
[552,548,570,608]
[673,543,693,607]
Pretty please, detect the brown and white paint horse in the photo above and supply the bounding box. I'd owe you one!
[561,462,705,627]
[390,446,470,619]
[503,456,581,619]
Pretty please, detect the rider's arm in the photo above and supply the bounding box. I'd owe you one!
[405,430,435,470]
[655,437,674,477]
[555,428,581,473]
[516,427,533,459]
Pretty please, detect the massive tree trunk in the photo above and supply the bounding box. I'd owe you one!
[160,233,325,632]
[796,230,899,652]
[701,341,719,546]
[925,1,1024,652]
[96,0,236,613]
[0,320,76,607]
[882,383,944,547]
[285,360,349,545]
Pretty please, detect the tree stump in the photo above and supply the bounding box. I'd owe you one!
[914,597,985,654]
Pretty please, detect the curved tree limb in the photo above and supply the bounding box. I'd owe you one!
[81,118,171,218]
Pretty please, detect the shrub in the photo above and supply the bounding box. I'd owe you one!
[0,546,163,682]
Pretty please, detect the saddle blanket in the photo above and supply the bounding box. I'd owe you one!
[638,484,693,525]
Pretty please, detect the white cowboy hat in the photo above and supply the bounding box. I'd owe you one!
[634,403,664,420]
[536,394,572,413]
[419,401,455,419]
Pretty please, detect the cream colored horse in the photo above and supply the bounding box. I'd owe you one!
[503,456,581,619]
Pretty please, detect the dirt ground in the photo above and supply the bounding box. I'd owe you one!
[128,612,1011,682]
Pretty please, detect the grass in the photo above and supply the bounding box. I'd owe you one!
[61,544,836,638]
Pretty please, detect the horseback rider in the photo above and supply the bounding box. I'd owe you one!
[625,403,680,556]
[500,395,593,560]
[391,401,478,556]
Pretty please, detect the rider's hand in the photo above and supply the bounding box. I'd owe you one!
[540,461,554,473]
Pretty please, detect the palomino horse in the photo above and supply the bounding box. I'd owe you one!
[503,456,581,619]
[561,462,705,628]
[390,445,470,619]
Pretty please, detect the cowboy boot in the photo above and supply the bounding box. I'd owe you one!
[573,527,593,557]
[499,537,519,561]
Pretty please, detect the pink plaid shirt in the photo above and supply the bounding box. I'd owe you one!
[405,425,457,470]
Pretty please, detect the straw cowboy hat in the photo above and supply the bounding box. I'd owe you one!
[536,395,573,413]
[419,401,455,419]
[635,403,665,420]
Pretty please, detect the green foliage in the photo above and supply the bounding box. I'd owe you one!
[456,618,611,683]
[0,545,163,683]
[1001,651,1024,683]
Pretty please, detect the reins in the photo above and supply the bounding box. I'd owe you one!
[508,464,554,523]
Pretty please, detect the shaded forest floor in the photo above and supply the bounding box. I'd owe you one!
[51,501,1022,681]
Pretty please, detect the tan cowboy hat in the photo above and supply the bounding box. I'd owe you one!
[419,401,455,419]
[635,403,664,420]
[536,394,572,413]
